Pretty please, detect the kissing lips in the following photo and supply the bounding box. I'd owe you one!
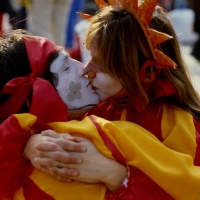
[92,85,97,92]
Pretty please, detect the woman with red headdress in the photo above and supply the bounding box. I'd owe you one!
[0,29,130,199]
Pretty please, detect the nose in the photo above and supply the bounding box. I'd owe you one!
[83,62,96,78]
[83,61,93,75]
[76,62,84,77]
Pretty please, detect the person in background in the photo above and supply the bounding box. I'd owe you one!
[187,0,200,61]
[65,0,86,49]
[158,0,174,11]
[0,0,16,36]
[173,0,189,9]
[10,0,32,30]
[27,0,73,46]
[67,0,98,63]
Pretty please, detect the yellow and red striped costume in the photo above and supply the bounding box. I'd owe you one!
[1,99,200,200]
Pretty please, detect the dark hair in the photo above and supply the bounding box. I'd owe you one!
[0,35,31,93]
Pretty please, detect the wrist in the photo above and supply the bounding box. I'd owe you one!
[23,151,30,160]
[102,160,127,191]
[23,134,40,160]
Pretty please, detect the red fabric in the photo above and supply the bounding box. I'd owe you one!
[0,114,61,198]
[136,60,177,111]
[106,167,174,200]
[68,46,81,61]
[0,36,69,198]
[0,74,35,120]
[88,99,164,141]
[24,37,57,76]
[193,119,200,165]
[89,115,126,165]
[139,60,159,82]
[29,78,68,123]
[128,100,164,141]
[68,33,82,62]
[0,71,68,199]
[0,116,34,198]
[152,79,177,98]
[0,76,69,199]
[24,178,55,200]
[87,100,127,121]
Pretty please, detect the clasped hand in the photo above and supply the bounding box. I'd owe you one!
[24,130,127,191]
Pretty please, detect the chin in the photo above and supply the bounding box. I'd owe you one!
[68,105,96,120]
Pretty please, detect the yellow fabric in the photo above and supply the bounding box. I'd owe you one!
[15,114,107,200]
[14,187,25,200]
[161,103,196,157]
[14,113,37,132]
[29,170,106,200]
[14,109,200,200]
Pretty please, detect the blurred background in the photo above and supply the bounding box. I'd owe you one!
[0,0,200,91]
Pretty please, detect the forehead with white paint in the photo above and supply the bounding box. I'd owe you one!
[50,50,68,74]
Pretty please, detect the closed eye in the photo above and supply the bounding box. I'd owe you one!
[63,65,69,72]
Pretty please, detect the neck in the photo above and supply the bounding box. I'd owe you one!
[105,87,130,101]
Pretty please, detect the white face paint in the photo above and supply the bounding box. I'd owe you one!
[50,50,100,114]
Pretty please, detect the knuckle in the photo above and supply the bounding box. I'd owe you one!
[45,158,54,166]
[62,170,72,177]
[51,167,59,175]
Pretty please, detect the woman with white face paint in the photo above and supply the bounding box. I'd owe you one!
[0,30,133,199]
[0,30,127,199]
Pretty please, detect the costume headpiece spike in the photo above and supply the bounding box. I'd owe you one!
[108,0,122,7]
[148,29,173,46]
[77,12,93,20]
[78,0,177,69]
[94,0,107,9]
[155,49,177,68]
[138,0,157,26]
